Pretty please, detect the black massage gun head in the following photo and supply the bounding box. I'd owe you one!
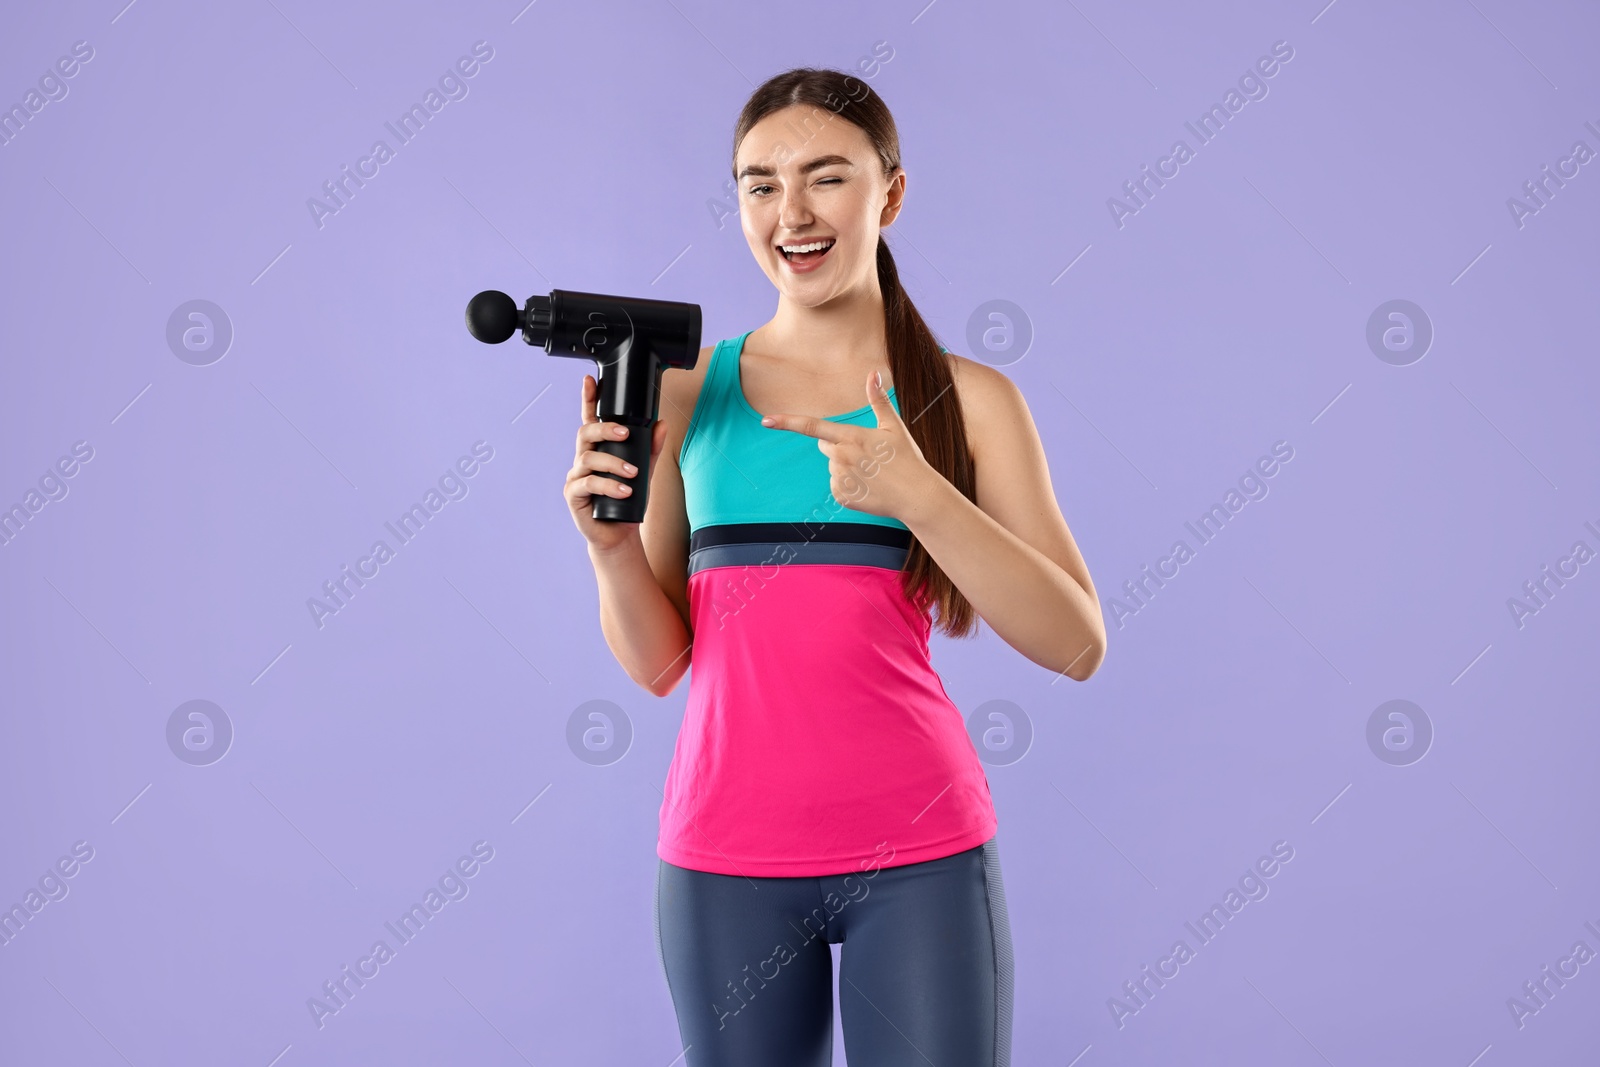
[466,289,700,373]
[466,290,552,346]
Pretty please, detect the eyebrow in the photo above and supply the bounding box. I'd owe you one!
[736,154,855,181]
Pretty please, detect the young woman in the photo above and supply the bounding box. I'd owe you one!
[565,68,1106,1067]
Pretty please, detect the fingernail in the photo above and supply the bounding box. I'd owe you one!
[623,463,637,474]
[620,485,632,493]
[615,426,628,437]
[760,416,775,427]
[875,370,883,390]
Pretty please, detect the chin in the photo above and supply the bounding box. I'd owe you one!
[779,275,843,297]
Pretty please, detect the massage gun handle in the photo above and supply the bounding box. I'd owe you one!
[591,427,654,523]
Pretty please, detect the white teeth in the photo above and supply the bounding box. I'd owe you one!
[780,240,834,254]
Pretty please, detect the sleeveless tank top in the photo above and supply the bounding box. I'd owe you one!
[657,330,998,877]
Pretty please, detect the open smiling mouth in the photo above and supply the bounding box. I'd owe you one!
[778,238,836,268]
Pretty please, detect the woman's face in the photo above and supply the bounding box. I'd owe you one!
[734,104,904,308]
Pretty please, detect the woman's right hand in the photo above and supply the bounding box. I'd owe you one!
[566,373,668,554]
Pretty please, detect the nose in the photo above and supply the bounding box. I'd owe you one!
[778,185,814,231]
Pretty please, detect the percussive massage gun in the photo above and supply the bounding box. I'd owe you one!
[465,289,701,523]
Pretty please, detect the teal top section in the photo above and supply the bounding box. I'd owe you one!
[679,331,919,534]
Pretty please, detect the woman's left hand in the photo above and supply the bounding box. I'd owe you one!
[759,371,941,522]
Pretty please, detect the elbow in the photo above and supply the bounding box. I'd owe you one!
[1058,631,1107,682]
[1062,658,1102,683]
[635,660,688,698]
[626,633,694,698]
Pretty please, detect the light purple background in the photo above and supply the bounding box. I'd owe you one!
[3,1,1598,1064]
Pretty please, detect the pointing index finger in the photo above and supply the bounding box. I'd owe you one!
[760,412,849,442]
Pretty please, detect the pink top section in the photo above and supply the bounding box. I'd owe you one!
[656,561,998,877]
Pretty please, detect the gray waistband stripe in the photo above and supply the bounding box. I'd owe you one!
[688,541,908,576]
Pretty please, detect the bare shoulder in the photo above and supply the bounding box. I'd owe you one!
[939,348,1097,618]
[659,344,717,466]
[942,351,1032,464]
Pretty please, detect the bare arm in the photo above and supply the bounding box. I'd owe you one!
[588,431,694,697]
[570,355,706,697]
[903,360,1106,680]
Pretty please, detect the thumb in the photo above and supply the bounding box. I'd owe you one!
[868,370,902,427]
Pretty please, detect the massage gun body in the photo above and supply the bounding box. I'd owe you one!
[466,288,702,522]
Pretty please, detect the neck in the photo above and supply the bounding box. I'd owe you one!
[760,276,890,373]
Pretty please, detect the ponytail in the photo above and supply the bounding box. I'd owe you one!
[874,236,978,636]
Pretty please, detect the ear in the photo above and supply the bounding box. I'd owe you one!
[880,168,906,228]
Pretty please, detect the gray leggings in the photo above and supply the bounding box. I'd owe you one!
[653,837,1014,1066]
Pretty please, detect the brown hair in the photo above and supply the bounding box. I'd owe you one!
[731,67,977,638]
